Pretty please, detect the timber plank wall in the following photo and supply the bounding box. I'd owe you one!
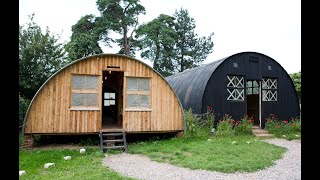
[24,54,184,134]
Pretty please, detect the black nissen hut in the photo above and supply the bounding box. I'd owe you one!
[166,52,300,128]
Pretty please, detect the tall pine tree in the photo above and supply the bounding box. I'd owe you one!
[65,14,103,61]
[96,0,145,56]
[173,8,214,72]
[135,14,177,76]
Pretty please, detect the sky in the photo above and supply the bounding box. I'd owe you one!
[19,0,301,74]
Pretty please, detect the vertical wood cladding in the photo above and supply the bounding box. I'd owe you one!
[24,55,184,134]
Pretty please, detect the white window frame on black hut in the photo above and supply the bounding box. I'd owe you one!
[262,78,277,101]
[227,75,244,101]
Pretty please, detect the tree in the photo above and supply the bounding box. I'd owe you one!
[19,14,68,99]
[290,71,301,102]
[173,8,214,72]
[135,14,177,76]
[65,14,103,61]
[96,0,146,56]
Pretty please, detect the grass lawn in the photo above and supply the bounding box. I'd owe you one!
[129,135,287,173]
[19,135,288,179]
[19,146,134,180]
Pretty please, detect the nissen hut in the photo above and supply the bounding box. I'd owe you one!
[23,54,184,150]
[166,52,300,128]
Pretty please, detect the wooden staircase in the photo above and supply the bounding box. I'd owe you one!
[99,131,128,153]
[252,126,273,138]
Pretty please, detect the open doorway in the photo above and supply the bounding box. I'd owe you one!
[246,80,260,126]
[102,71,124,130]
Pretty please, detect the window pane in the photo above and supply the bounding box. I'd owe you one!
[104,93,110,99]
[110,100,115,105]
[127,94,138,107]
[86,93,98,106]
[104,100,110,106]
[139,78,150,90]
[247,81,252,88]
[262,90,268,101]
[253,81,259,87]
[247,88,252,95]
[72,75,85,89]
[127,78,138,90]
[253,87,259,94]
[139,95,150,107]
[109,93,115,99]
[236,77,244,88]
[72,93,85,106]
[86,76,98,90]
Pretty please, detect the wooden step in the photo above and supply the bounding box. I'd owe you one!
[103,146,126,150]
[102,133,123,136]
[103,139,124,143]
[99,131,128,153]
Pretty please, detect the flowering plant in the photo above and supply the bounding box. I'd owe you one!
[234,115,254,136]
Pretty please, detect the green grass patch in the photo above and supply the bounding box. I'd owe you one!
[129,136,286,173]
[19,147,134,180]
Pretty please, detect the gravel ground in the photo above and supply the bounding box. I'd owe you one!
[102,138,301,180]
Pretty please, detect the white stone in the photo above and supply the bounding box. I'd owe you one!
[232,141,236,144]
[80,148,86,153]
[64,156,72,160]
[19,171,26,176]
[44,163,55,168]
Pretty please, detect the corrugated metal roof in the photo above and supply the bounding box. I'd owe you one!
[166,57,227,113]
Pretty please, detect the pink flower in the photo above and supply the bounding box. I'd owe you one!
[282,120,288,124]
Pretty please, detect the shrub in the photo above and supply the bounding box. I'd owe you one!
[234,115,254,136]
[216,114,234,137]
[184,107,215,137]
[185,108,201,136]
[265,114,301,137]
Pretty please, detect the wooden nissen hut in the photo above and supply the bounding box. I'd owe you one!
[166,52,300,128]
[23,54,184,141]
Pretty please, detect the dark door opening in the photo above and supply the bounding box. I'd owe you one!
[246,80,260,126]
[102,71,124,129]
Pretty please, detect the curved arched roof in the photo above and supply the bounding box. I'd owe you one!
[166,58,226,111]
[165,51,296,113]
[23,53,185,134]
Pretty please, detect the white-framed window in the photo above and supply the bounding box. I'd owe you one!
[262,78,277,101]
[227,75,244,101]
[71,74,99,107]
[247,80,259,95]
[126,77,150,109]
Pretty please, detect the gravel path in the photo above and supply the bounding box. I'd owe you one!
[102,138,301,180]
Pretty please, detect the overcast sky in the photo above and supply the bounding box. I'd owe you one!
[19,0,301,74]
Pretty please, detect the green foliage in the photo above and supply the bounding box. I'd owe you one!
[135,8,214,74]
[19,95,31,133]
[135,14,177,76]
[79,136,100,146]
[19,13,68,99]
[184,108,214,137]
[96,0,146,55]
[290,71,301,102]
[19,147,133,179]
[265,114,301,140]
[65,14,103,61]
[130,136,286,173]
[173,8,214,72]
[184,108,200,136]
[216,114,234,137]
[234,115,254,136]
